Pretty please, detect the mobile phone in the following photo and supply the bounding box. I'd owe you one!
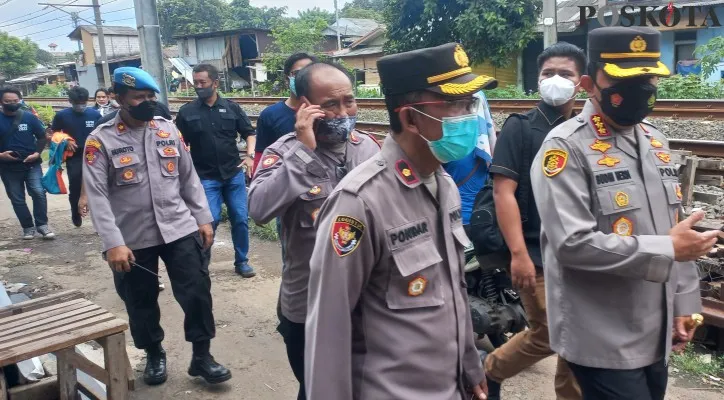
[9,151,20,158]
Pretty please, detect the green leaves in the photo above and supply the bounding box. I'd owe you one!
[384,0,540,67]
[0,33,37,79]
[656,74,724,100]
[694,37,724,79]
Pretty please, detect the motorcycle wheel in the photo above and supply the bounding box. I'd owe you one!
[488,332,509,348]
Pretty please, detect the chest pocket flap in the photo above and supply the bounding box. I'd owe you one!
[156,146,180,177]
[597,185,641,215]
[111,152,140,169]
[392,237,443,277]
[220,112,236,130]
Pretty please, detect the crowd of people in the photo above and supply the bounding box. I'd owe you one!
[0,26,715,400]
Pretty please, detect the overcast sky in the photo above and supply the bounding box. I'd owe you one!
[0,0,350,53]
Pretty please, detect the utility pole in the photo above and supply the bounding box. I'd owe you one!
[334,0,341,51]
[133,0,168,103]
[71,12,81,52]
[542,0,558,48]
[39,2,111,87]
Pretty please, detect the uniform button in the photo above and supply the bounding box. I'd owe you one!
[376,160,385,166]
[576,117,583,122]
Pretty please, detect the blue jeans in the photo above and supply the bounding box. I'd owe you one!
[0,163,48,229]
[201,170,249,267]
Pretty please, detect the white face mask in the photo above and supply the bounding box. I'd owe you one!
[539,75,577,107]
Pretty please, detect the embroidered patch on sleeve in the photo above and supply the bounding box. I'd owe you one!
[85,147,100,165]
[331,215,365,257]
[86,138,102,150]
[542,149,568,177]
[261,154,280,169]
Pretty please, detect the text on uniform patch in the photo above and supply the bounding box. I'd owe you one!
[390,222,429,245]
[595,169,632,185]
[111,146,134,156]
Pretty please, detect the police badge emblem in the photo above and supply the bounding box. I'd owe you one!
[613,216,633,236]
[331,215,365,257]
[542,149,568,177]
[408,276,428,297]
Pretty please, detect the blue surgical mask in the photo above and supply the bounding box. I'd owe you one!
[412,109,479,163]
[289,76,297,97]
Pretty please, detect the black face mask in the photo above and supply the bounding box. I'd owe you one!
[195,87,215,100]
[127,100,157,122]
[595,78,657,126]
[3,103,21,113]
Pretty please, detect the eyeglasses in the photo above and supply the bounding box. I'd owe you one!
[394,97,480,114]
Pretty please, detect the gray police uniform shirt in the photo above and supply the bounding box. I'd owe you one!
[530,100,701,370]
[305,137,484,399]
[82,114,213,251]
[248,130,380,324]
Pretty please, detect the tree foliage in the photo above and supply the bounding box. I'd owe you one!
[341,0,385,22]
[383,0,540,67]
[227,0,287,30]
[299,7,335,25]
[157,0,229,45]
[694,36,724,79]
[0,33,38,78]
[35,48,55,67]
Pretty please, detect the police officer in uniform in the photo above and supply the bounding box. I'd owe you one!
[82,68,231,386]
[531,27,718,399]
[305,43,496,400]
[248,61,379,400]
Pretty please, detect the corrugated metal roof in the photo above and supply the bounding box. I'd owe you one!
[172,28,270,40]
[333,47,384,58]
[323,18,381,38]
[72,25,138,37]
[7,70,62,83]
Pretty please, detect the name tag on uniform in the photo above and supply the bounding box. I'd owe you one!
[219,109,227,113]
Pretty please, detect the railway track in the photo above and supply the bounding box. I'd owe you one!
[26,97,724,119]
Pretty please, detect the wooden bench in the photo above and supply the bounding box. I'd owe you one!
[0,290,133,400]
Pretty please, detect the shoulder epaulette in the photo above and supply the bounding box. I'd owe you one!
[342,155,386,195]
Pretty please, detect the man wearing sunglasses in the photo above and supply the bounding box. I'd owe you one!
[305,43,496,400]
[248,61,379,400]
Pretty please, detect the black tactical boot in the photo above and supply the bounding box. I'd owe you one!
[187,341,231,384]
[143,343,167,385]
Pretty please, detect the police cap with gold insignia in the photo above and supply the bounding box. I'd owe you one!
[588,26,670,79]
[377,43,497,97]
[113,66,160,93]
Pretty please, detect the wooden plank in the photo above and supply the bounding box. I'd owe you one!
[680,157,699,207]
[0,367,7,400]
[695,174,724,187]
[7,376,58,400]
[57,349,78,400]
[103,333,129,400]
[0,319,127,367]
[671,151,691,166]
[696,158,724,171]
[53,350,108,386]
[0,299,89,326]
[0,304,102,337]
[126,354,135,391]
[0,309,111,346]
[693,191,721,205]
[0,291,83,319]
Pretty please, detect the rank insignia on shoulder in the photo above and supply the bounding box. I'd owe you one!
[261,154,280,168]
[597,155,621,168]
[591,115,610,137]
[122,169,136,181]
[613,216,633,236]
[590,139,612,153]
[676,184,682,201]
[178,132,190,152]
[117,123,126,134]
[542,149,568,177]
[156,130,170,139]
[650,137,663,148]
[615,191,629,207]
[166,161,176,173]
[86,138,102,150]
[408,276,428,297]
[309,185,322,195]
[655,152,670,163]
[85,147,99,166]
[349,131,360,144]
[120,155,132,165]
[331,215,365,257]
[395,160,420,185]
[149,120,158,129]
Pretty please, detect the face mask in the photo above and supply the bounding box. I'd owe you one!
[595,78,657,126]
[289,76,297,97]
[316,116,357,144]
[3,103,21,113]
[413,109,479,163]
[127,100,157,122]
[540,75,577,107]
[72,104,87,113]
[195,87,215,100]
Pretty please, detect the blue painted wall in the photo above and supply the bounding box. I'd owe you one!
[660,31,675,72]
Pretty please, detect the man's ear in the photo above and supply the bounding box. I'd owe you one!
[399,107,420,136]
[299,96,312,107]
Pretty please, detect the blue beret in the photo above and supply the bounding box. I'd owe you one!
[113,67,160,93]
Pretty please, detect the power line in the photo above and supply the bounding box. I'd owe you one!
[5,15,69,33]
[0,0,17,8]
[22,21,74,36]
[104,6,133,15]
[33,31,72,41]
[106,17,134,23]
[0,0,77,28]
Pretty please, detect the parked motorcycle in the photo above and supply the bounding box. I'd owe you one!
[463,244,528,348]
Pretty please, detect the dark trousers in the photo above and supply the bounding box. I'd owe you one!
[278,315,306,400]
[0,164,48,228]
[113,232,216,350]
[66,155,83,220]
[568,359,668,400]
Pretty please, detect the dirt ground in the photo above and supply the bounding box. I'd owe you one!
[0,176,722,399]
